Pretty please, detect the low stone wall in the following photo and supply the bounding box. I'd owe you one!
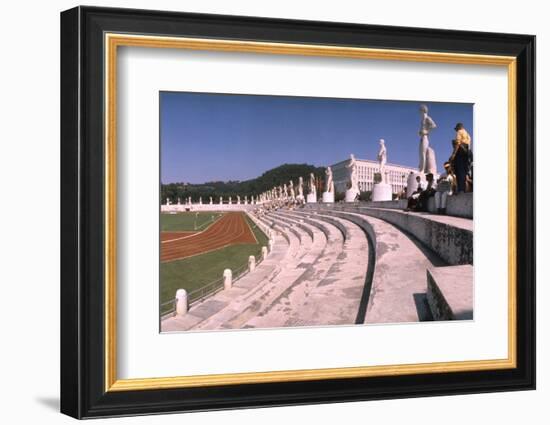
[426,192,473,219]
[161,204,258,212]
[361,208,473,265]
[362,199,407,210]
[426,266,473,320]
[305,204,473,265]
[361,192,473,219]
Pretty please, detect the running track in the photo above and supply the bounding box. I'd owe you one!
[160,212,257,262]
[161,231,197,242]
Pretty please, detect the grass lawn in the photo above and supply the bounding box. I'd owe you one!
[160,214,269,310]
[160,211,222,232]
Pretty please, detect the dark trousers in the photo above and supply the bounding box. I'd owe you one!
[417,189,435,211]
[453,153,468,193]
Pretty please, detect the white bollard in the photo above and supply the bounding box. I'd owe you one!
[175,289,188,316]
[261,246,268,260]
[223,269,232,290]
[248,255,256,272]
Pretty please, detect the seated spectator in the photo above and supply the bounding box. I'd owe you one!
[405,176,426,211]
[416,173,436,212]
[435,162,455,214]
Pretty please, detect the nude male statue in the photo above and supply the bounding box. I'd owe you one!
[418,104,437,173]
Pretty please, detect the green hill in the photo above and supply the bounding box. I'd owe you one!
[161,163,326,203]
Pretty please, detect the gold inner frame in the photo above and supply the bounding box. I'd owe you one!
[104,33,517,392]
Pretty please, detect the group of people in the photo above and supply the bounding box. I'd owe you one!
[405,122,473,215]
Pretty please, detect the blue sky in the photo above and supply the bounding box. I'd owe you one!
[160,92,473,184]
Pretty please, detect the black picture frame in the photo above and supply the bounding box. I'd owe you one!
[60,5,535,419]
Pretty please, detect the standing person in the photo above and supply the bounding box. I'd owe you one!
[434,162,455,214]
[450,138,469,193]
[454,122,471,147]
[450,123,472,193]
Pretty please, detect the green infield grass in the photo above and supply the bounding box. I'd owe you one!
[160,211,222,232]
[160,215,269,314]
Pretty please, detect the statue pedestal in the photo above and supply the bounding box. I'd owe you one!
[322,192,334,203]
[344,189,358,203]
[371,183,392,202]
[306,193,317,203]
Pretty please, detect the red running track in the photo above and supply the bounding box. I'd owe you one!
[160,212,257,262]
[161,231,197,242]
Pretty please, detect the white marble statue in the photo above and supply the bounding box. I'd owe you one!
[166,198,171,206]
[188,196,192,205]
[283,184,288,198]
[418,104,437,173]
[229,196,232,204]
[346,154,359,193]
[244,195,248,204]
[219,196,223,204]
[377,139,387,181]
[298,176,304,198]
[209,196,213,205]
[289,180,295,199]
[309,173,317,196]
[199,196,202,205]
[177,198,181,205]
[237,195,241,204]
[325,166,334,193]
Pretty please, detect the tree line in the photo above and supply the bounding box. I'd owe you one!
[161,163,327,203]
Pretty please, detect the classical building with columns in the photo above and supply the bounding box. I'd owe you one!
[331,157,417,194]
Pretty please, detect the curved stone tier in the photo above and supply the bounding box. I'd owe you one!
[308,209,446,323]
[269,210,371,326]
[305,204,473,265]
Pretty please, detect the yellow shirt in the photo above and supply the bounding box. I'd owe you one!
[456,128,471,146]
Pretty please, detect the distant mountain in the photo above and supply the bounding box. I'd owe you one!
[161,163,326,203]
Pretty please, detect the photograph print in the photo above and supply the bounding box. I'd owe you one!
[159,92,474,333]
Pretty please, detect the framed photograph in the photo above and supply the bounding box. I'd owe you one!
[60,6,535,419]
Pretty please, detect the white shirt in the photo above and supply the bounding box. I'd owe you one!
[436,172,455,194]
